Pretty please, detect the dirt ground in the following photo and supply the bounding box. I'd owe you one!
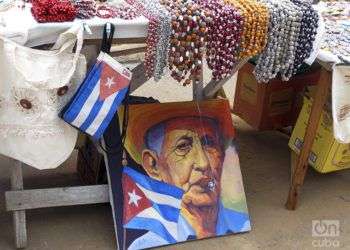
[0,73,349,250]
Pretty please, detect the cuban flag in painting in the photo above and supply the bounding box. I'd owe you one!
[122,167,184,249]
[63,52,132,140]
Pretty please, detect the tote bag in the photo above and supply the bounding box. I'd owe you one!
[0,24,86,169]
[62,23,132,140]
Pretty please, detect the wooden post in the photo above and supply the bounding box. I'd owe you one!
[193,64,204,101]
[285,68,331,210]
[11,160,27,249]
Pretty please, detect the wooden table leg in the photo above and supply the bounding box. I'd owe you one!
[11,160,27,248]
[285,69,331,210]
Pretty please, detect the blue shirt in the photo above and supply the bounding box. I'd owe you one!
[128,201,251,250]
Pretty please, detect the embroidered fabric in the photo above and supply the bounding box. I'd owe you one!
[0,24,86,170]
[0,124,65,138]
[11,87,42,116]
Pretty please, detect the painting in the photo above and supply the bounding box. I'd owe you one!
[103,99,251,250]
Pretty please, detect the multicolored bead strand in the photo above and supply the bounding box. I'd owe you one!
[225,0,269,59]
[290,0,319,76]
[279,0,303,81]
[254,0,285,82]
[161,0,209,86]
[194,0,243,81]
[75,0,96,19]
[126,0,161,78]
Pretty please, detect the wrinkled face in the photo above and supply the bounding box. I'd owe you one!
[146,117,225,207]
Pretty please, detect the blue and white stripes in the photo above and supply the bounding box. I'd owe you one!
[123,167,184,243]
[62,53,131,140]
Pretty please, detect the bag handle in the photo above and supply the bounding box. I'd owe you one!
[100,23,115,54]
[11,24,84,89]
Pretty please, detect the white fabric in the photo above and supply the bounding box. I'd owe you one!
[332,64,350,143]
[0,4,148,47]
[0,24,86,169]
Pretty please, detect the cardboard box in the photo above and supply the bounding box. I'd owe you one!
[289,97,350,173]
[233,63,321,130]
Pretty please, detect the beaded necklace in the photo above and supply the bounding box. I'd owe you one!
[31,0,76,23]
[75,0,96,19]
[254,0,284,82]
[290,0,318,76]
[256,0,306,82]
[255,0,318,82]
[161,0,208,86]
[126,0,162,79]
[279,0,303,81]
[137,0,171,81]
[96,4,140,20]
[224,0,269,59]
[194,0,243,81]
[126,0,170,80]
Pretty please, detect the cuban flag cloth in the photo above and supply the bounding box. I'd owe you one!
[122,167,184,245]
[62,52,132,140]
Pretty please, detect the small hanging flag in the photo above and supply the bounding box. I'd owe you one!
[62,52,132,140]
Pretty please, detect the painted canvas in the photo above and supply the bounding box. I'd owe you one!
[103,99,251,250]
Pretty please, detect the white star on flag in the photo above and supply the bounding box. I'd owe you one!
[104,76,116,89]
[128,189,142,207]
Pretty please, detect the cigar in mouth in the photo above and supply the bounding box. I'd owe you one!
[194,177,216,192]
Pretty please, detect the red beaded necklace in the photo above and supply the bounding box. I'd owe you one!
[31,0,76,23]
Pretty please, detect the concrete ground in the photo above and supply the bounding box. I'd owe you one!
[0,73,350,250]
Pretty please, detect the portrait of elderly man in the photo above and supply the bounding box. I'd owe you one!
[122,100,250,249]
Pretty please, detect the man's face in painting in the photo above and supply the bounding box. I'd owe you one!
[142,117,225,207]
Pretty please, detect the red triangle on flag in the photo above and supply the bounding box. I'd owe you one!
[122,174,152,225]
[99,62,131,100]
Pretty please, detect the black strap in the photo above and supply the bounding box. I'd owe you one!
[101,23,115,54]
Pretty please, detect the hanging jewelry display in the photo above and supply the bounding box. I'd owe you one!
[289,0,318,77]
[160,0,209,86]
[126,0,170,80]
[75,0,96,19]
[224,0,269,59]
[254,0,286,82]
[96,3,140,19]
[31,0,77,23]
[278,0,303,81]
[126,0,159,78]
[194,0,243,81]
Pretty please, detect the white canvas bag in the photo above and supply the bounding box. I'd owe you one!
[0,24,86,169]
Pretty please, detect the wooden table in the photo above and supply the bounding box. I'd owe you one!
[285,62,333,210]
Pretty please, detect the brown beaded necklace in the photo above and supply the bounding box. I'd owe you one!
[160,0,209,86]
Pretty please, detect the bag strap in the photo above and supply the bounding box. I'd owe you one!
[10,24,84,89]
[54,24,84,87]
[100,23,115,54]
